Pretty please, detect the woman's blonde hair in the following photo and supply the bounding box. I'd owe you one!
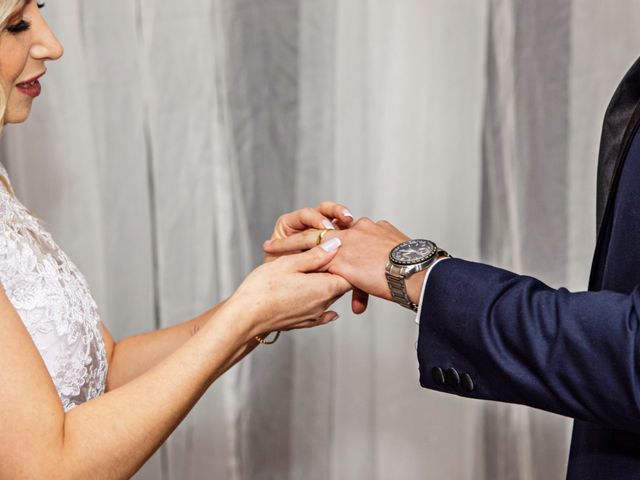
[0,0,23,28]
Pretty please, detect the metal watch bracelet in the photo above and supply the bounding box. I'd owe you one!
[385,271,419,312]
[386,249,449,312]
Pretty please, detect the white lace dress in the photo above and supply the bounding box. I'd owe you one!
[0,164,107,412]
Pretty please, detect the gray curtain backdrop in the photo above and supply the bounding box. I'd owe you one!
[2,1,640,479]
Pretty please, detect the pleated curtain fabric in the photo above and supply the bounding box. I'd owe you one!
[3,1,640,479]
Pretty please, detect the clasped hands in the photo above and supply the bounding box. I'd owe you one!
[262,202,426,315]
[228,201,428,343]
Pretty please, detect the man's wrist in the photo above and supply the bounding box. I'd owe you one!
[406,256,451,306]
[407,270,427,305]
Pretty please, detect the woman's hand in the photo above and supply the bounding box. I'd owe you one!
[263,202,354,262]
[228,239,351,341]
[263,218,411,314]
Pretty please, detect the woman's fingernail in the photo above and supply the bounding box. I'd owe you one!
[320,237,342,252]
[343,209,354,218]
[332,314,341,322]
[321,219,336,230]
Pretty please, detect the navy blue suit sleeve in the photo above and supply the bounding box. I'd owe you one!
[418,258,640,433]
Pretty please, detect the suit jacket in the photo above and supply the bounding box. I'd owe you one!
[418,56,640,479]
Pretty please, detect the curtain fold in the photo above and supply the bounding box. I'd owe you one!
[481,0,573,477]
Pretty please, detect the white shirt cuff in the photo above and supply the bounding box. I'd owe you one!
[414,258,450,325]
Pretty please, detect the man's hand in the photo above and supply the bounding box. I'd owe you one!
[264,218,425,313]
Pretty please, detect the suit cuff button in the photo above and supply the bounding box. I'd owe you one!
[445,367,460,387]
[431,367,445,385]
[461,373,475,392]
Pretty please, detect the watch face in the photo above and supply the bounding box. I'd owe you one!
[390,239,437,266]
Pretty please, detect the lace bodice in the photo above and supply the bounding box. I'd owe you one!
[0,164,107,411]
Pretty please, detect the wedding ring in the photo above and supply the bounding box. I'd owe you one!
[255,331,281,345]
[316,228,331,246]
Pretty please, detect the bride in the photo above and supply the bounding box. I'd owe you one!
[0,1,354,477]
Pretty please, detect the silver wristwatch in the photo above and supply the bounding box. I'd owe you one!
[385,239,448,312]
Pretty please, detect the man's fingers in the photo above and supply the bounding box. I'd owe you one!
[275,208,335,237]
[351,289,369,315]
[264,229,340,254]
[264,230,317,254]
[275,202,354,238]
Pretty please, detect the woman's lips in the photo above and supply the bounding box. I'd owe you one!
[16,73,45,98]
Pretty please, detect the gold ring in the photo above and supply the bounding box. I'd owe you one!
[255,331,281,345]
[316,228,331,246]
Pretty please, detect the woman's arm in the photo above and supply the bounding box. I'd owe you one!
[103,301,228,391]
[0,245,349,479]
[105,201,355,392]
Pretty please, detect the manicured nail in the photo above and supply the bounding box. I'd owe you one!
[332,314,341,322]
[320,237,341,252]
[321,219,336,230]
[343,209,354,218]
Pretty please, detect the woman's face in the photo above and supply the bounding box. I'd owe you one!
[0,0,62,125]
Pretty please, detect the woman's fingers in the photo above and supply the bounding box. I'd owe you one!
[265,229,340,254]
[275,208,336,237]
[284,239,342,274]
[272,202,354,239]
[317,201,354,225]
[287,311,341,330]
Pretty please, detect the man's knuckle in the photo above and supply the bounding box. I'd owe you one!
[336,231,347,240]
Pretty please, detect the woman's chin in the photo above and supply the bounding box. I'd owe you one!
[3,109,32,125]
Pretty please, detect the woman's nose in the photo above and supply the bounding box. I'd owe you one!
[30,16,64,62]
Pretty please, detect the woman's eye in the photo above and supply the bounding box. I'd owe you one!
[5,2,45,34]
[6,20,31,34]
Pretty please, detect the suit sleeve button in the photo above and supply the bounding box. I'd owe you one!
[461,373,474,392]
[445,367,460,387]
[431,367,445,385]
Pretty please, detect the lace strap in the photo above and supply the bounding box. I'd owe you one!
[0,163,14,197]
[0,175,14,196]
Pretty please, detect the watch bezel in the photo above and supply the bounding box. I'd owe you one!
[389,239,438,267]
